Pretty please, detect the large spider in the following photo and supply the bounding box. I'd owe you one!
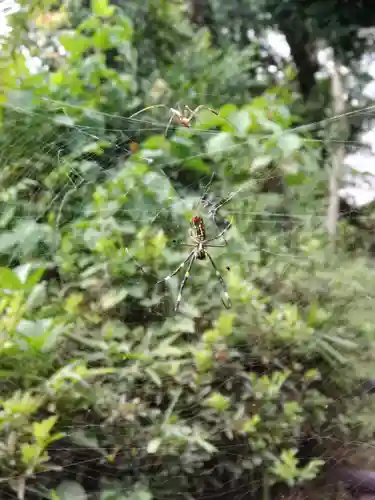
[157,215,232,312]
[129,104,219,136]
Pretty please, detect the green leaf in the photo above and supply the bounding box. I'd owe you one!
[205,132,235,156]
[304,369,320,381]
[145,368,162,387]
[122,352,153,362]
[55,481,88,500]
[33,416,58,442]
[54,114,76,127]
[17,318,52,338]
[184,158,211,173]
[79,367,118,378]
[0,222,53,256]
[252,155,273,170]
[194,350,213,372]
[0,232,19,253]
[318,338,348,365]
[21,443,41,466]
[100,289,128,310]
[3,391,43,416]
[321,333,357,350]
[131,490,152,500]
[70,431,101,452]
[152,346,184,358]
[78,15,99,32]
[277,134,301,156]
[118,16,134,40]
[204,392,230,412]
[243,414,261,434]
[14,264,44,287]
[219,103,238,117]
[216,312,235,337]
[147,438,161,454]
[170,317,195,334]
[60,33,91,57]
[228,110,251,137]
[92,0,115,17]
[0,267,23,290]
[195,437,217,453]
[307,301,319,327]
[142,135,169,150]
[285,171,306,186]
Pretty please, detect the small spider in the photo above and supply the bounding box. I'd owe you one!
[129,104,219,136]
[157,215,232,312]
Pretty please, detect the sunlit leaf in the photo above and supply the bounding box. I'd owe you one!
[285,171,305,186]
[147,438,161,454]
[0,267,23,290]
[21,443,42,466]
[205,132,235,156]
[14,264,44,287]
[145,368,162,386]
[54,114,76,127]
[252,155,273,170]
[195,437,217,453]
[55,481,88,500]
[204,392,230,411]
[60,33,91,57]
[32,416,58,441]
[321,333,357,350]
[92,0,115,17]
[100,289,128,310]
[277,134,301,156]
[228,110,251,137]
[183,158,211,174]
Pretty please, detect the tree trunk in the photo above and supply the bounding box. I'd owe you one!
[276,9,319,100]
[189,0,220,46]
[326,55,346,249]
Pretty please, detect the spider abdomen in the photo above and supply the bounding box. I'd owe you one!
[197,250,206,260]
[192,215,206,241]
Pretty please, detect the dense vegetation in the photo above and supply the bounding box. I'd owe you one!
[1,0,375,499]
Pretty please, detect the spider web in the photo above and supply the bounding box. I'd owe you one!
[1,94,375,500]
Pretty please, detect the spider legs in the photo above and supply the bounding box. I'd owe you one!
[207,185,242,244]
[174,253,196,312]
[157,250,197,312]
[205,252,232,309]
[156,249,195,284]
[166,108,180,136]
[175,243,226,248]
[206,219,232,243]
[128,104,168,119]
[184,105,219,125]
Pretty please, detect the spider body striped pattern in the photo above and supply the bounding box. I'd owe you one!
[192,216,206,259]
[157,215,232,312]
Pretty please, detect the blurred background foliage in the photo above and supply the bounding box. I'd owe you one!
[1,0,375,499]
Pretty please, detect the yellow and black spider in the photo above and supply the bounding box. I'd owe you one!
[157,215,232,312]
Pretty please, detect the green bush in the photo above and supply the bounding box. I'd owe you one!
[0,100,375,499]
